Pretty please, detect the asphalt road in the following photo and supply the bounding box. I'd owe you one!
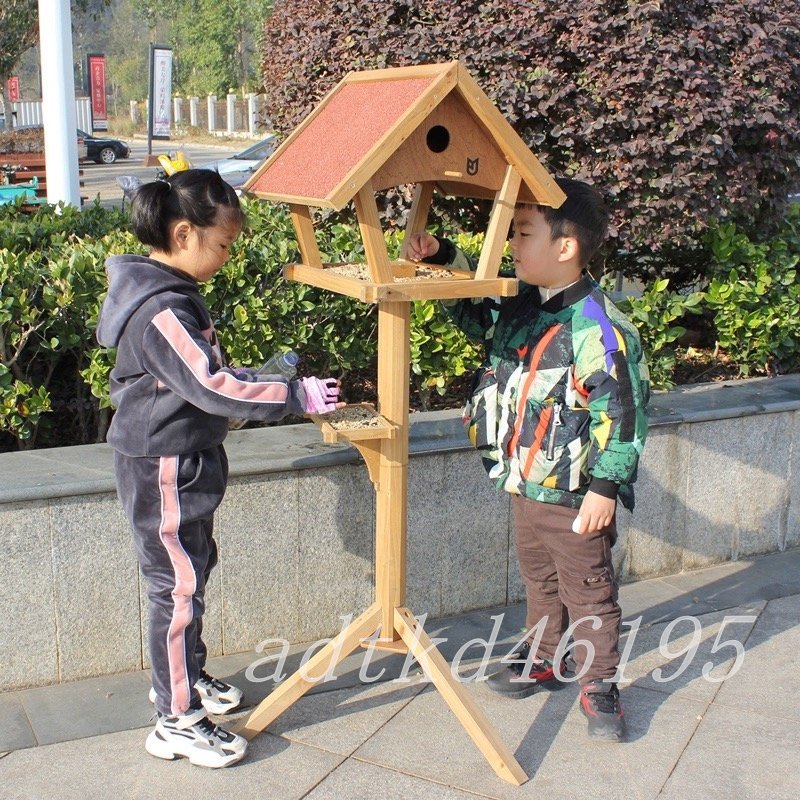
[81,138,244,207]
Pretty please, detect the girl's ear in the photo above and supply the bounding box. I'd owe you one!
[171,220,193,251]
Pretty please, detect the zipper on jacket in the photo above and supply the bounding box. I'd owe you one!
[545,401,563,460]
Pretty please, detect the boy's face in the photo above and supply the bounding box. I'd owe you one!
[509,206,578,288]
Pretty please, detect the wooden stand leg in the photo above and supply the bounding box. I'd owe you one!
[394,607,527,786]
[235,603,382,739]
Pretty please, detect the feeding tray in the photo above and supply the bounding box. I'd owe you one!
[285,260,517,303]
[309,403,396,443]
[309,403,396,487]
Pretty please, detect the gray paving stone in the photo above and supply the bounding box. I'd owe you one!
[250,675,427,756]
[659,702,800,800]
[0,499,59,690]
[51,493,143,680]
[616,603,763,704]
[20,670,154,746]
[352,680,705,799]
[523,685,706,798]
[0,727,344,800]
[788,409,800,550]
[712,593,800,722]
[0,692,36,752]
[304,758,488,800]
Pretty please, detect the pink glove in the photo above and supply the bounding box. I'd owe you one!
[301,376,340,414]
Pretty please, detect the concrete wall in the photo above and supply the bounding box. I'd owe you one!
[1,375,798,692]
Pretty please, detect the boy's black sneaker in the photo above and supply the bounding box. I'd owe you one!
[485,641,564,699]
[580,681,625,741]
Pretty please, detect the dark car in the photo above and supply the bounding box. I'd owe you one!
[77,129,130,164]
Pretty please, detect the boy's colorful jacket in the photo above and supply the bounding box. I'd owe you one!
[96,255,306,457]
[438,245,650,511]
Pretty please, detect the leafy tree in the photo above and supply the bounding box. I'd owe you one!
[132,0,272,97]
[1,0,112,115]
[259,0,800,284]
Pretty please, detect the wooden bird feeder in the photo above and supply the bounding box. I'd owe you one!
[238,61,565,787]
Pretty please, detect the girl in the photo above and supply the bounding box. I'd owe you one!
[97,170,340,768]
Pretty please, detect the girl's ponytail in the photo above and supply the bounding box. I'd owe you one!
[130,169,243,253]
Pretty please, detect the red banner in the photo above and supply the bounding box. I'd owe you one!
[7,77,20,103]
[87,54,108,131]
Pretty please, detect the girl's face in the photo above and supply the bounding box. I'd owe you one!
[156,217,241,282]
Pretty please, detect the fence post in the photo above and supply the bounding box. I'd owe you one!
[207,94,216,133]
[248,93,258,136]
[173,95,182,127]
[189,96,198,127]
[226,91,236,135]
[129,100,138,124]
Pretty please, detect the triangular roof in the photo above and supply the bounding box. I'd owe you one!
[245,62,564,210]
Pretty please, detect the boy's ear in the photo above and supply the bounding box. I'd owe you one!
[558,236,580,263]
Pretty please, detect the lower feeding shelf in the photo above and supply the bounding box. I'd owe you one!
[309,404,397,486]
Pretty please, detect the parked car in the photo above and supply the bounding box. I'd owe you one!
[201,135,278,189]
[77,129,130,164]
[9,125,88,160]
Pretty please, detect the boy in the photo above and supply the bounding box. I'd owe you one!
[405,178,649,741]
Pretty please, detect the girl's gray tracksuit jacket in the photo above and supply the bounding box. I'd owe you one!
[96,254,303,716]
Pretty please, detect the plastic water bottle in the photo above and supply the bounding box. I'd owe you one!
[257,351,299,378]
[229,351,300,429]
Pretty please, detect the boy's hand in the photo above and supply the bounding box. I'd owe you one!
[404,232,440,262]
[574,491,616,535]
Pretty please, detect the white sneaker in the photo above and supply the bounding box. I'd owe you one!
[145,704,247,768]
[149,670,243,715]
[195,669,244,714]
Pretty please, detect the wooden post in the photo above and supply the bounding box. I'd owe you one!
[374,301,409,642]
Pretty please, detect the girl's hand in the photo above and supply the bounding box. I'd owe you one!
[301,377,343,414]
[404,233,440,262]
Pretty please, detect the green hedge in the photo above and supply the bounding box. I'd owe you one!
[1,198,481,450]
[2,198,798,451]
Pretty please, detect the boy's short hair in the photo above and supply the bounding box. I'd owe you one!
[522,178,610,268]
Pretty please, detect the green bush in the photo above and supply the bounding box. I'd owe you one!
[3,199,798,451]
[613,278,704,390]
[1,200,486,449]
[704,206,800,376]
[0,201,134,449]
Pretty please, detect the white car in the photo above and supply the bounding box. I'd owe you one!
[202,135,278,190]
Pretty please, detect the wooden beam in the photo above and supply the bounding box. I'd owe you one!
[401,182,435,260]
[354,181,394,284]
[289,204,323,268]
[394,607,528,786]
[475,165,521,281]
[455,64,565,209]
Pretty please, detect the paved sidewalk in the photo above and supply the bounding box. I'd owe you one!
[1,548,799,800]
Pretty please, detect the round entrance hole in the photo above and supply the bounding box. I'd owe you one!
[426,125,450,153]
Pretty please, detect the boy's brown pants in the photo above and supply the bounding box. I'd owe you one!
[512,494,621,685]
